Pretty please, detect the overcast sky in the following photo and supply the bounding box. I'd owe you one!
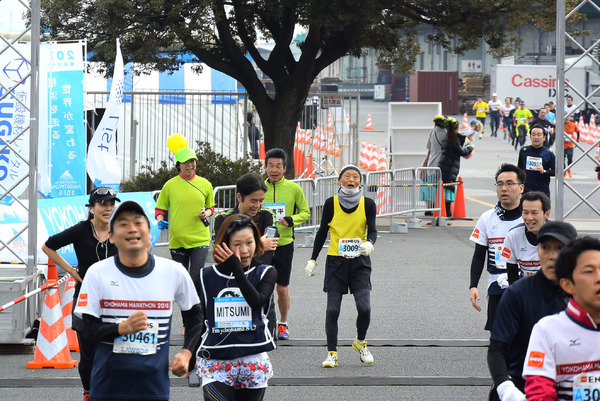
[1,0,27,34]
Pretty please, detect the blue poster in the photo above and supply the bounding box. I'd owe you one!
[48,68,86,197]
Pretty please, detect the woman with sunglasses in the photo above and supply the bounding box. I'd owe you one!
[41,187,120,401]
[194,214,277,401]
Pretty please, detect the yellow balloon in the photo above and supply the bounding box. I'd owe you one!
[167,133,188,154]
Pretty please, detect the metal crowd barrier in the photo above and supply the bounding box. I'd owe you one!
[156,167,443,248]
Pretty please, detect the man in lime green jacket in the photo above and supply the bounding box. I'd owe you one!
[264,148,310,340]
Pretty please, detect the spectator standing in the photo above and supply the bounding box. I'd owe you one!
[263,148,310,340]
[422,115,448,215]
[517,126,556,197]
[155,147,215,291]
[469,164,525,330]
[437,117,474,217]
[247,112,262,159]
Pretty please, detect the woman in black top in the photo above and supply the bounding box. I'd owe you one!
[438,117,474,217]
[41,187,120,401]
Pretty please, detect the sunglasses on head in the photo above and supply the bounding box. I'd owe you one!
[92,187,117,197]
[226,217,254,235]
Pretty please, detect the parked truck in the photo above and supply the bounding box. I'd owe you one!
[491,61,600,112]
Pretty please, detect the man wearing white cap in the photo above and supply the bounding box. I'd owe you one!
[489,93,502,137]
[305,165,378,368]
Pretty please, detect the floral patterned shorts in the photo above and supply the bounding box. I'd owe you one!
[198,352,273,389]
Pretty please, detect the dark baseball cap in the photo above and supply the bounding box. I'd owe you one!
[87,187,121,206]
[109,200,150,231]
[537,221,578,244]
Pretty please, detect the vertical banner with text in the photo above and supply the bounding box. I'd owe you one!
[86,39,123,190]
[0,43,30,205]
[39,41,86,198]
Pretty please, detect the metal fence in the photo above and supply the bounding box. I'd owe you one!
[86,91,360,182]
[155,168,442,248]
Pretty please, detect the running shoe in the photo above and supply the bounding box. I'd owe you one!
[352,337,374,364]
[322,351,338,368]
[568,170,573,178]
[83,392,90,401]
[277,323,290,340]
[479,134,483,139]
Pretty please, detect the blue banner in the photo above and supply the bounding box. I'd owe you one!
[49,68,86,197]
[38,192,160,267]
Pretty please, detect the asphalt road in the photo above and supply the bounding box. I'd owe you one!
[1,100,598,400]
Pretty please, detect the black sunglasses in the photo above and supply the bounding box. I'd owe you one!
[226,217,255,235]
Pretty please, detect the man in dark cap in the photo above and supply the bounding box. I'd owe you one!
[487,221,578,401]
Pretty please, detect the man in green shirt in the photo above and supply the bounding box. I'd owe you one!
[512,101,533,150]
[264,148,311,340]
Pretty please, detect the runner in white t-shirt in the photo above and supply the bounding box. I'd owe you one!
[75,200,202,401]
[502,191,551,284]
[489,93,503,137]
[524,236,600,401]
[469,164,525,330]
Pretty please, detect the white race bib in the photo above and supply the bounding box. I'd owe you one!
[573,373,600,401]
[214,296,252,330]
[526,156,543,171]
[338,238,361,258]
[264,203,285,221]
[478,108,484,113]
[113,320,159,355]
[494,245,506,269]
[519,117,526,123]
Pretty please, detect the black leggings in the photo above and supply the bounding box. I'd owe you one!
[325,289,371,351]
[203,381,266,401]
[77,330,95,391]
[170,246,209,292]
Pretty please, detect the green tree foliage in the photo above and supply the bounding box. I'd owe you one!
[40,0,583,176]
[120,141,262,192]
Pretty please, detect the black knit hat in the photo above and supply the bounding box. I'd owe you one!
[338,164,361,181]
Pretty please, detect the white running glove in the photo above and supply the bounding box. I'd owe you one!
[497,380,526,401]
[305,260,317,277]
[359,241,374,256]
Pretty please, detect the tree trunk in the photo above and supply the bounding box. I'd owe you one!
[251,86,309,178]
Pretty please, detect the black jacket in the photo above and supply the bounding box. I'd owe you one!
[438,134,473,184]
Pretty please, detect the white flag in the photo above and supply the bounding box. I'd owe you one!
[86,39,124,189]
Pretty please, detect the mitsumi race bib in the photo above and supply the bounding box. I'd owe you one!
[573,373,600,401]
[214,296,252,330]
[338,238,361,258]
[113,319,159,355]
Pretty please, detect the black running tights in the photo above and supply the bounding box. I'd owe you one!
[325,289,371,351]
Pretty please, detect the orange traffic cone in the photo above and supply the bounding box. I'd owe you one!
[364,113,374,130]
[27,261,77,369]
[61,276,79,352]
[452,177,467,219]
[460,113,468,130]
[359,140,368,168]
[433,183,447,218]
[259,143,265,162]
[327,112,334,132]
